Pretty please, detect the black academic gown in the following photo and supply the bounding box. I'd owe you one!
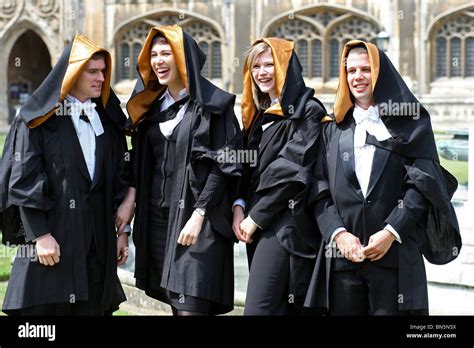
[240,85,326,305]
[128,26,243,315]
[130,99,241,314]
[306,110,460,311]
[1,100,127,312]
[304,41,461,313]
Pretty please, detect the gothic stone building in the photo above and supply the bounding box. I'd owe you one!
[1,0,474,129]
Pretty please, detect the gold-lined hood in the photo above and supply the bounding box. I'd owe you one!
[24,33,112,128]
[242,38,295,130]
[332,40,380,123]
[127,25,188,126]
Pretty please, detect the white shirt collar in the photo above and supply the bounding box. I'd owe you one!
[159,88,188,102]
[353,104,380,123]
[66,94,104,136]
[353,104,391,147]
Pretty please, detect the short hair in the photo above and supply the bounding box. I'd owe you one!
[151,33,168,48]
[244,42,272,110]
[346,44,368,58]
[90,51,107,61]
[345,44,368,72]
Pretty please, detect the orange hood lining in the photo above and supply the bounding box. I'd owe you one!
[332,40,380,124]
[29,33,112,128]
[241,38,294,130]
[127,25,188,126]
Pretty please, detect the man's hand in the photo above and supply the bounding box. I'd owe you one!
[232,206,246,242]
[177,211,205,246]
[117,233,129,266]
[363,229,396,261]
[115,187,136,234]
[35,234,60,266]
[240,217,258,244]
[334,231,365,262]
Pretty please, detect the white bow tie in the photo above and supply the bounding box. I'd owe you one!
[65,95,104,136]
[353,106,391,147]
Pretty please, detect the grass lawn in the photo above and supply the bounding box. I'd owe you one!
[0,133,5,155]
[0,282,7,315]
[440,156,469,185]
[0,244,13,282]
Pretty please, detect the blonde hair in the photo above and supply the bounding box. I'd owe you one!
[244,42,272,110]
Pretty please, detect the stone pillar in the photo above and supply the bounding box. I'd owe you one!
[469,126,474,206]
[82,0,105,46]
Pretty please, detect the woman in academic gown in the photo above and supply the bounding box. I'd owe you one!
[0,34,128,314]
[303,40,461,314]
[118,25,243,315]
[232,38,326,315]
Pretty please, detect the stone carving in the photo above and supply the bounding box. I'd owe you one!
[30,0,57,17]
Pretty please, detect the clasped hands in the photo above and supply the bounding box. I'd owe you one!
[232,206,257,243]
[334,229,396,262]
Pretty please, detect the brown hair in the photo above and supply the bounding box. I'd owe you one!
[345,43,368,70]
[90,51,107,61]
[244,42,272,110]
[151,33,168,48]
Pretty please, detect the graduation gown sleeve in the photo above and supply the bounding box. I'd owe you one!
[249,101,323,229]
[311,123,345,243]
[7,118,54,242]
[19,207,49,242]
[384,177,429,241]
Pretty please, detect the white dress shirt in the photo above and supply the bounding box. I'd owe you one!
[158,88,190,139]
[66,94,104,179]
[330,104,401,245]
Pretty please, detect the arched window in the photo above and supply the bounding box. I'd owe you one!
[436,37,447,77]
[433,12,474,79]
[116,22,160,81]
[115,15,222,81]
[184,21,223,79]
[268,19,323,79]
[327,17,378,79]
[266,9,380,82]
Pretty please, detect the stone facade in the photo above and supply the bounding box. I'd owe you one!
[1,0,474,128]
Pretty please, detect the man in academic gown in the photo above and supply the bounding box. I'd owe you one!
[304,40,461,315]
[123,25,242,315]
[0,34,128,315]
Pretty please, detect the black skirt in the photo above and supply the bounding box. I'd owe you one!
[143,201,170,304]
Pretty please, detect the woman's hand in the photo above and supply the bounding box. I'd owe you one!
[115,187,136,234]
[232,206,246,242]
[116,233,129,266]
[240,217,258,244]
[177,211,205,246]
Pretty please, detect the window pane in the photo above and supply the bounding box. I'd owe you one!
[450,37,461,77]
[329,39,340,78]
[311,39,322,78]
[132,43,141,78]
[211,41,222,78]
[297,40,308,77]
[436,37,447,77]
[466,37,474,77]
[120,43,130,80]
[199,42,209,78]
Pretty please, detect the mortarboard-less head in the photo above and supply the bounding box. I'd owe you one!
[126,25,234,128]
[241,37,311,132]
[332,40,461,265]
[19,33,124,129]
[332,39,440,161]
